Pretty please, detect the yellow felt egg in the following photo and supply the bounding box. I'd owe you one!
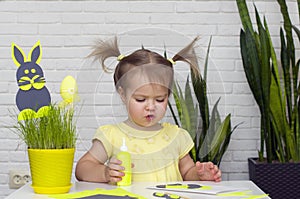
[60,75,79,104]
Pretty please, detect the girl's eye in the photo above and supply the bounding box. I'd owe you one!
[156,98,166,103]
[135,99,145,102]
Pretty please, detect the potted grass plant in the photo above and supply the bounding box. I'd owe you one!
[12,103,77,194]
[168,37,240,167]
[10,40,78,194]
[236,0,300,198]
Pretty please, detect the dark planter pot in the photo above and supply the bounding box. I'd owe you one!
[248,158,300,199]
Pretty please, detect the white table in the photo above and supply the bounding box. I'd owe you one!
[6,181,270,199]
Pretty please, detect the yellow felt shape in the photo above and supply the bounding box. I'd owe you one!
[244,194,269,199]
[60,75,79,106]
[18,106,50,121]
[48,187,147,199]
[18,75,45,91]
[217,190,251,196]
[28,40,42,64]
[11,40,42,67]
[11,43,26,67]
[217,190,269,198]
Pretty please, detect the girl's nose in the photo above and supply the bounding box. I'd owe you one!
[146,100,155,110]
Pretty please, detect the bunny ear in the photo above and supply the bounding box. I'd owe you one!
[28,40,42,64]
[11,43,26,67]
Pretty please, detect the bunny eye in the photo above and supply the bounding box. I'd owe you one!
[31,69,36,74]
[24,69,29,74]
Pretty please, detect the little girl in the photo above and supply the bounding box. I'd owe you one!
[75,36,221,183]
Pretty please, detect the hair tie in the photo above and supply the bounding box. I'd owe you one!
[117,54,125,61]
[167,58,176,65]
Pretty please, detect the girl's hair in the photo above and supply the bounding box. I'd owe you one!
[89,36,201,91]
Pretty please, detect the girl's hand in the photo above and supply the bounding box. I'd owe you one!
[104,157,135,183]
[104,157,125,183]
[195,161,222,182]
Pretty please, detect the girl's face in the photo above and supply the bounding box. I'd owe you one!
[122,83,169,128]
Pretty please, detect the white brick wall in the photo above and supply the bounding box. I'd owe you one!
[0,0,298,198]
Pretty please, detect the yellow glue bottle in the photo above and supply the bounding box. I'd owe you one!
[117,138,132,186]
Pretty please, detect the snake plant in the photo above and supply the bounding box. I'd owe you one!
[236,0,300,163]
[168,37,239,166]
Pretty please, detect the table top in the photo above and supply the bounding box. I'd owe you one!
[6,180,270,199]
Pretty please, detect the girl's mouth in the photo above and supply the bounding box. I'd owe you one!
[146,115,155,121]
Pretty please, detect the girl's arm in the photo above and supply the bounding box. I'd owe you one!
[179,154,222,182]
[75,140,124,183]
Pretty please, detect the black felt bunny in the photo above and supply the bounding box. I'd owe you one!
[12,41,51,120]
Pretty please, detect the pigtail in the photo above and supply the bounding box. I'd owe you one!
[172,36,201,78]
[88,36,121,73]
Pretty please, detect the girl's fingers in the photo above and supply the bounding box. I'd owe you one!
[107,158,124,170]
[108,170,124,182]
[109,157,121,165]
[195,161,222,182]
[195,161,205,174]
[105,157,126,182]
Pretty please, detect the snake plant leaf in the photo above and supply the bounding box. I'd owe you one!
[175,83,189,132]
[191,37,211,133]
[216,117,242,166]
[192,74,209,133]
[280,29,293,123]
[266,19,287,162]
[269,70,290,161]
[278,0,297,121]
[172,82,182,120]
[168,100,179,126]
[203,36,212,81]
[184,76,198,140]
[208,98,222,135]
[198,98,222,160]
[240,29,264,111]
[277,0,294,60]
[172,80,198,140]
[255,7,271,109]
[264,16,287,162]
[177,83,191,133]
[206,114,231,165]
[256,8,274,161]
[292,25,300,94]
[236,0,254,35]
[171,79,198,161]
[293,25,300,42]
[264,18,280,84]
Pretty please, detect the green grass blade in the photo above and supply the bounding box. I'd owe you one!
[13,104,77,149]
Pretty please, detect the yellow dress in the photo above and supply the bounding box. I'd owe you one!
[93,122,194,182]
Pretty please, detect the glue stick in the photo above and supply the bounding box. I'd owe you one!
[117,138,132,186]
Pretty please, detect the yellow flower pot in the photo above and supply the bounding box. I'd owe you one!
[28,148,75,194]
